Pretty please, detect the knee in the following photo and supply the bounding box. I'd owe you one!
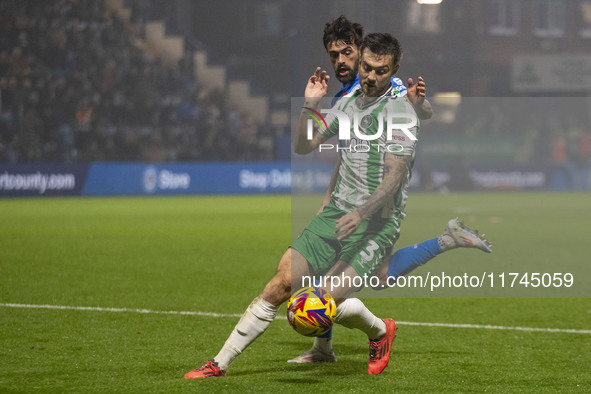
[261,277,291,306]
[261,252,292,306]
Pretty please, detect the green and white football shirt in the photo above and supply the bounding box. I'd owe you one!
[320,87,419,219]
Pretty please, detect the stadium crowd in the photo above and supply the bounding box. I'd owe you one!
[0,0,275,163]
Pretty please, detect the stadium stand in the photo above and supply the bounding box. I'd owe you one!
[0,0,280,163]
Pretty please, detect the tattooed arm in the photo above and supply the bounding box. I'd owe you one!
[335,154,411,241]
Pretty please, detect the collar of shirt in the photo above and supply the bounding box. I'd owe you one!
[355,85,396,109]
[333,75,360,104]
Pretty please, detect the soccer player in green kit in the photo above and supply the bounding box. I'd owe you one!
[186,32,416,378]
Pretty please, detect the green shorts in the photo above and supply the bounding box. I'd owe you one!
[291,202,401,277]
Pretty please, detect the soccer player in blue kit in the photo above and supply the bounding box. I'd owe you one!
[287,16,492,364]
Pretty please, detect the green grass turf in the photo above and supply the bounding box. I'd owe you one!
[0,194,589,392]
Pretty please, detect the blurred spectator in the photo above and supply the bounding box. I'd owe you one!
[550,133,573,190]
[575,130,591,191]
[0,0,272,163]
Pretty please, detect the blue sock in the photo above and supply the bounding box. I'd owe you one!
[387,238,442,279]
[313,279,332,339]
[318,327,332,339]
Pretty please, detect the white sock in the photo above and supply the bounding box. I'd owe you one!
[312,336,333,354]
[214,296,279,370]
[438,233,457,252]
[334,298,386,340]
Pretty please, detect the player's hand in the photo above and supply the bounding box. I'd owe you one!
[406,76,426,105]
[305,67,330,106]
[335,210,362,241]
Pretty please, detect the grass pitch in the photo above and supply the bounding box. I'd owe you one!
[0,193,589,392]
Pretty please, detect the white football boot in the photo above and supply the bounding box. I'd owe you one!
[439,218,492,253]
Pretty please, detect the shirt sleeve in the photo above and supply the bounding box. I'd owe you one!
[391,76,408,98]
[320,112,339,138]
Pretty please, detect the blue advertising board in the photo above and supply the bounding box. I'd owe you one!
[0,161,566,197]
[81,162,293,196]
[0,164,90,197]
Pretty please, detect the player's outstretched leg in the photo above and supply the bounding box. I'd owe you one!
[184,296,279,378]
[385,217,492,280]
[185,249,299,379]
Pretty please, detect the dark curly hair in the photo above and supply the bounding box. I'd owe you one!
[322,15,364,50]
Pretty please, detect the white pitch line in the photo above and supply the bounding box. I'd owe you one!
[1,303,590,335]
[395,321,591,334]
[0,303,248,319]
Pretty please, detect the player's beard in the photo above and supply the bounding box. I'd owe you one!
[336,65,356,84]
[361,79,389,98]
